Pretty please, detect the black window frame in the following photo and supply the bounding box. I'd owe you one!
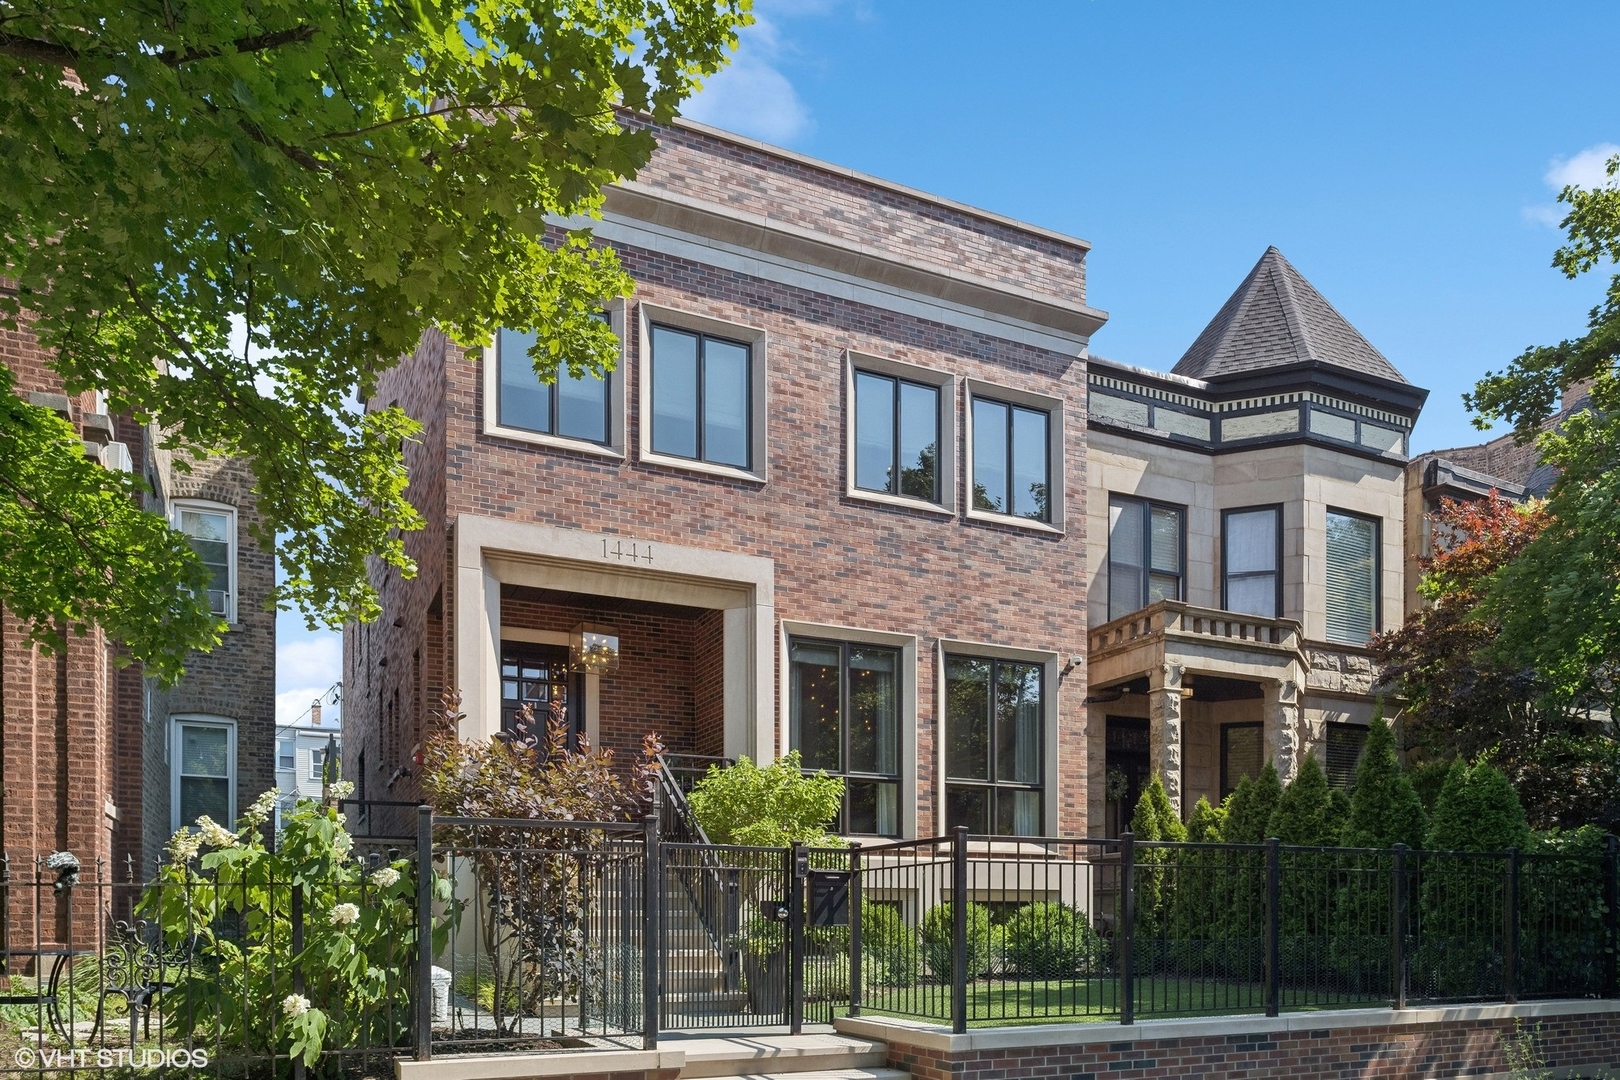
[1219,721,1264,800]
[787,636,904,838]
[1326,722,1369,792]
[1107,494,1187,621]
[943,654,1046,837]
[1222,504,1284,619]
[851,368,942,504]
[494,318,614,446]
[970,395,1052,522]
[1324,507,1382,645]
[648,322,755,470]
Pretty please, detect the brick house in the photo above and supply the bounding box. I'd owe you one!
[344,122,1430,842]
[0,304,276,905]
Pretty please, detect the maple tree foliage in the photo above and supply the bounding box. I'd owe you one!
[1372,494,1618,829]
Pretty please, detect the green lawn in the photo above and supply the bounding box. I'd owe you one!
[856,977,1388,1028]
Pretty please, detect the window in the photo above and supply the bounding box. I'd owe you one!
[1326,722,1368,792]
[1224,506,1282,618]
[310,746,328,783]
[495,323,611,445]
[1325,510,1380,644]
[789,638,902,836]
[174,503,234,619]
[971,396,1050,522]
[277,739,295,771]
[1220,723,1263,799]
[945,656,1044,836]
[649,324,752,469]
[853,370,940,503]
[171,717,235,832]
[1108,495,1184,621]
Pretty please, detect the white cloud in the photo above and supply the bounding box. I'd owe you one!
[1525,142,1620,228]
[683,10,813,144]
[276,628,342,726]
[1546,143,1620,192]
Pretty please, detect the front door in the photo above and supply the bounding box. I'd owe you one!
[1104,716,1151,837]
[499,641,584,747]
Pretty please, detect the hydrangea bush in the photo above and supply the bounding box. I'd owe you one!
[140,785,450,1067]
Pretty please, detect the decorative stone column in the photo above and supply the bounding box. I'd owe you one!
[1263,677,1302,784]
[1148,663,1184,818]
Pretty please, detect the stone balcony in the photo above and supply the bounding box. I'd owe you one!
[1087,600,1305,691]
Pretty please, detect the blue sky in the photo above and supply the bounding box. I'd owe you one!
[277,1,1620,723]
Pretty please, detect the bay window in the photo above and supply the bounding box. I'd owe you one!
[1223,505,1282,618]
[1325,510,1379,644]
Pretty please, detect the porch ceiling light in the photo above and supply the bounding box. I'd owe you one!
[570,622,620,675]
[1181,675,1194,699]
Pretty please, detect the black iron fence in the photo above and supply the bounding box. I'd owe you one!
[849,828,1618,1031]
[2,815,1612,1074]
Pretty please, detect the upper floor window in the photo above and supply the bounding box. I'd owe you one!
[495,324,610,445]
[1325,510,1379,644]
[854,370,940,504]
[310,745,329,783]
[277,739,295,772]
[171,717,234,831]
[944,655,1044,836]
[1108,495,1183,621]
[649,324,752,470]
[789,638,901,836]
[1223,506,1282,619]
[174,502,235,620]
[971,397,1050,522]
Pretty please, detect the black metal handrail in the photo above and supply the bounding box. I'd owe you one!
[653,755,739,963]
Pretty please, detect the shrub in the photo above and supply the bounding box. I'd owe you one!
[1425,760,1530,852]
[921,902,992,981]
[1185,796,1225,842]
[1220,764,1282,843]
[1266,753,1338,846]
[1130,774,1185,937]
[1004,902,1104,977]
[859,902,920,987]
[1341,714,1426,850]
[687,751,845,848]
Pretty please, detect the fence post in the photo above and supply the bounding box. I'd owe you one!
[849,843,863,1018]
[292,881,307,1080]
[1264,836,1280,1019]
[642,811,660,1051]
[1504,848,1520,1005]
[1606,835,1618,999]
[951,826,969,1034]
[413,805,433,1062]
[789,841,807,1035]
[1119,831,1135,1026]
[1390,843,1408,1011]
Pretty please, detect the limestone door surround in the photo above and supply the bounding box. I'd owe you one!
[452,514,776,763]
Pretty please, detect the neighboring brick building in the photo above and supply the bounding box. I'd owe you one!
[346,118,1104,839]
[0,303,275,911]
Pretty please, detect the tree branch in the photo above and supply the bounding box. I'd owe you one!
[0,32,78,65]
[162,25,316,66]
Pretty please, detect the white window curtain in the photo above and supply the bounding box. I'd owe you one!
[1225,508,1280,618]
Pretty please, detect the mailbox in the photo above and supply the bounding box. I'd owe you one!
[809,869,851,928]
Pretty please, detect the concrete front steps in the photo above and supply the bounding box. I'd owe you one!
[671,1033,898,1080]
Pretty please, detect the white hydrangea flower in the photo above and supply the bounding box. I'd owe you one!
[370,867,401,888]
[282,994,310,1018]
[194,816,238,849]
[329,780,356,801]
[242,789,280,828]
[328,902,361,927]
[166,829,204,864]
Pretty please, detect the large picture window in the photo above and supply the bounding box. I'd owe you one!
[495,324,610,445]
[790,639,901,836]
[853,370,940,503]
[971,398,1050,521]
[174,503,234,619]
[1223,506,1282,618]
[171,717,235,831]
[1108,495,1184,621]
[650,324,752,469]
[1325,510,1380,644]
[945,656,1044,836]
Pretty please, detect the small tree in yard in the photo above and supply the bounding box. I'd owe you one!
[1220,763,1282,844]
[420,692,652,1029]
[1342,714,1426,851]
[686,751,843,848]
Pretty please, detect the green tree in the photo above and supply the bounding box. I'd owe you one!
[1220,763,1282,844]
[686,751,844,848]
[1130,772,1186,841]
[1341,715,1426,850]
[0,0,749,676]
[1424,760,1531,853]
[1463,154,1620,717]
[1185,795,1226,843]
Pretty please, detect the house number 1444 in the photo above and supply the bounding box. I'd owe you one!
[602,539,653,564]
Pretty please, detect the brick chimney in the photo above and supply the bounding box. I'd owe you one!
[311,698,323,726]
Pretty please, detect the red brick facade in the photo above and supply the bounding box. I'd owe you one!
[345,119,1097,838]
